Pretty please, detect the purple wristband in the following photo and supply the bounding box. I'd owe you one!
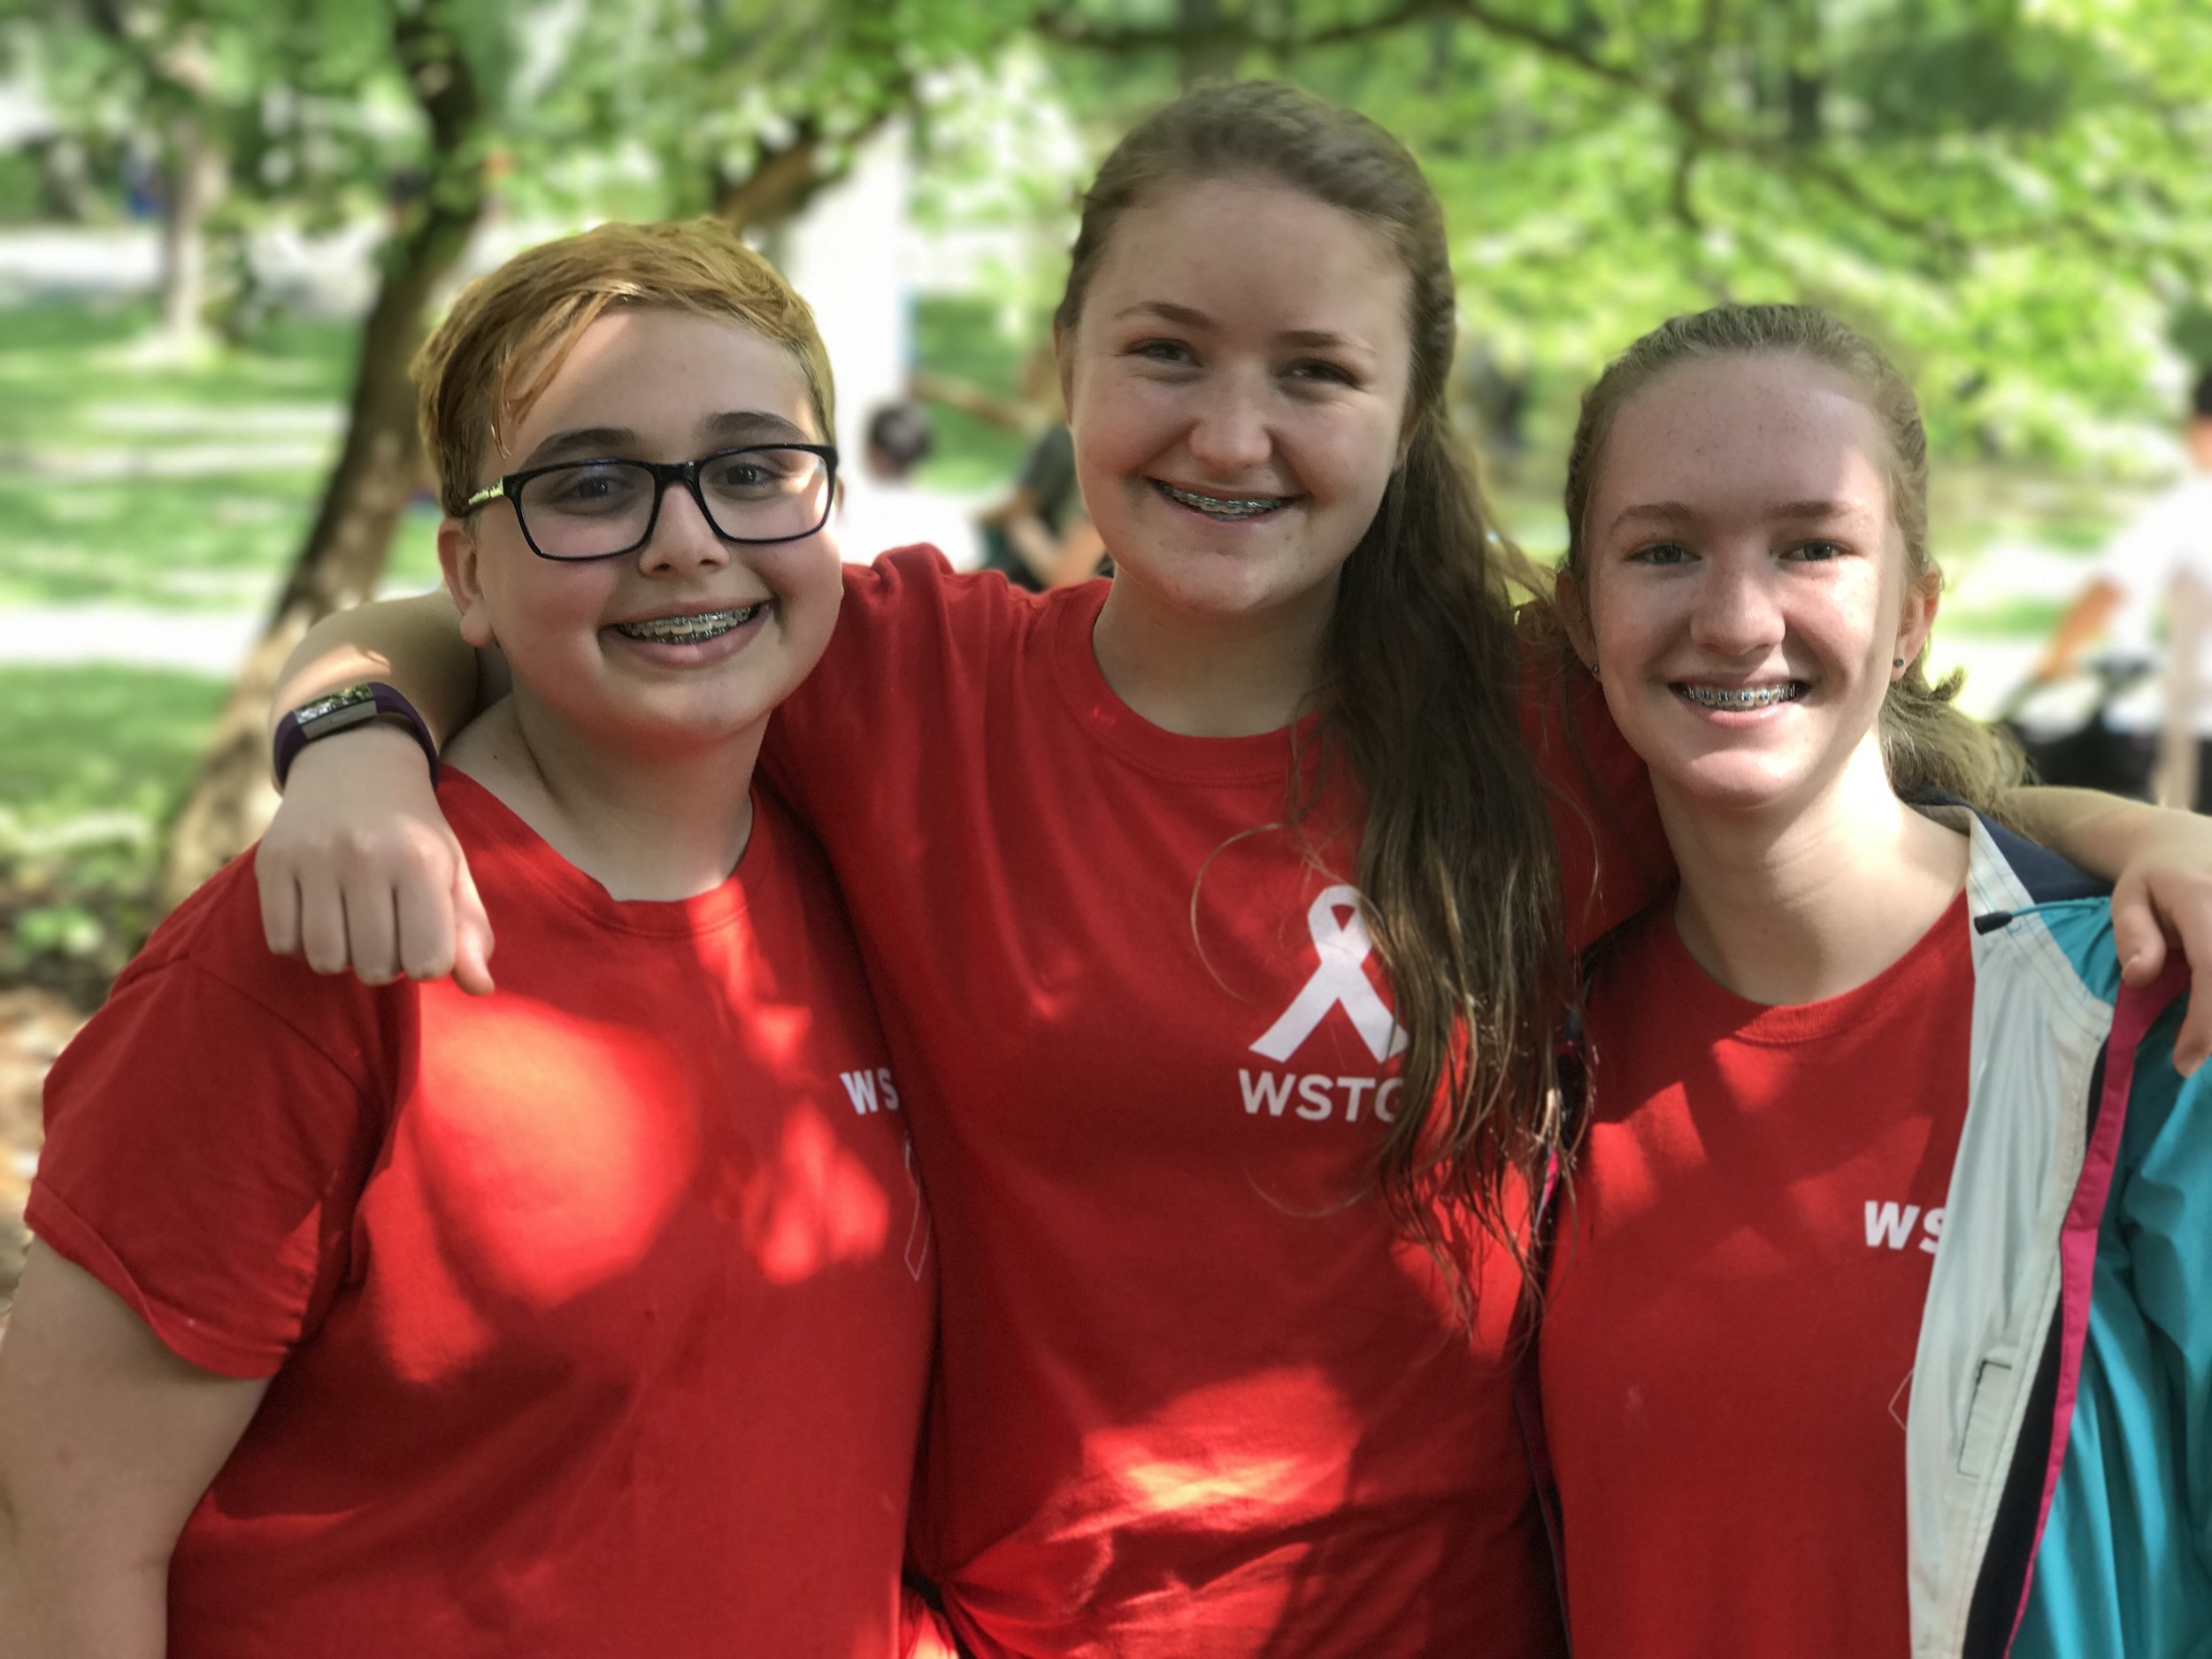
[273,681,442,790]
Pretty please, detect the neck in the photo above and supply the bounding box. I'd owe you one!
[1658,737,1969,1005]
[1090,570,1336,738]
[445,691,762,902]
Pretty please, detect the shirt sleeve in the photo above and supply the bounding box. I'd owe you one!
[1516,616,1673,954]
[27,928,386,1379]
[763,545,981,838]
[2117,1020,2212,1566]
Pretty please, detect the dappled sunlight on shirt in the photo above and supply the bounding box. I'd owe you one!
[405,992,699,1312]
[743,1102,895,1284]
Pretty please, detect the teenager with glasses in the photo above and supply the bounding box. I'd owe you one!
[0,220,942,1659]
[195,86,2212,1655]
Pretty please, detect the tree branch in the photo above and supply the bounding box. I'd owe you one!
[1038,0,2200,276]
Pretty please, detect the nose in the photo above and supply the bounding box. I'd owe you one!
[1688,553,1786,658]
[639,478,732,576]
[1184,367,1274,478]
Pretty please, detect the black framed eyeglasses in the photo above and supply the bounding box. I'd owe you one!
[462,443,839,562]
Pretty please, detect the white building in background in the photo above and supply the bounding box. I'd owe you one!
[776,120,914,484]
[777,119,983,567]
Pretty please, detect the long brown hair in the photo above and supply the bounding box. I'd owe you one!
[1559,303,2022,810]
[1057,82,1568,1275]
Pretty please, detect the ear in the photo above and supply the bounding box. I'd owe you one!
[1554,565,1600,674]
[437,518,498,650]
[1893,562,1941,679]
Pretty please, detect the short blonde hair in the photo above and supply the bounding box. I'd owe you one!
[414,218,835,516]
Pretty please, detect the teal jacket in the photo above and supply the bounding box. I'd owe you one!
[1908,809,2212,1657]
[1520,807,2212,1656]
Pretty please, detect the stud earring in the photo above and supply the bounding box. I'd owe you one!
[1893,657,1905,668]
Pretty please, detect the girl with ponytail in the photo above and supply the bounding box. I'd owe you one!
[1540,304,2212,1659]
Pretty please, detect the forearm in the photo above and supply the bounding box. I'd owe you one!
[0,1513,169,1659]
[2000,785,2178,881]
[2033,579,2123,679]
[270,593,483,753]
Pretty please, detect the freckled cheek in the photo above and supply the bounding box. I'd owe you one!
[1589,583,1682,682]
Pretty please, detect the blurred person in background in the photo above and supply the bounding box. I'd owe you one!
[2031,366,2212,808]
[839,400,982,568]
[976,344,1108,589]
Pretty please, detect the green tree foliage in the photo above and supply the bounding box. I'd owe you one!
[1038,0,2212,464]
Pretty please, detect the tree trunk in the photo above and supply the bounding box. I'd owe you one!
[716,125,830,231]
[1179,0,1240,85]
[156,109,225,349]
[712,94,910,236]
[155,4,489,913]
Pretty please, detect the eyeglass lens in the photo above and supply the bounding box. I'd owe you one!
[516,448,832,559]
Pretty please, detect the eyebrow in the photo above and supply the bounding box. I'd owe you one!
[518,411,814,470]
[1114,302,1371,356]
[1117,300,1210,328]
[520,426,637,469]
[1608,497,1861,533]
[702,409,815,445]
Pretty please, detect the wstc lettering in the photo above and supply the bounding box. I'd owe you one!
[1238,1069,1401,1125]
[840,1068,902,1116]
[1864,1200,1944,1255]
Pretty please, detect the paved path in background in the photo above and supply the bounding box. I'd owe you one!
[0,603,264,672]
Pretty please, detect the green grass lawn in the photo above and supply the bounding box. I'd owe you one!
[0,664,228,987]
[0,663,227,834]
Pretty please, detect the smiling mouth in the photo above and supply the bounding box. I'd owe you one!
[1674,681,1808,710]
[613,603,767,644]
[1154,480,1294,520]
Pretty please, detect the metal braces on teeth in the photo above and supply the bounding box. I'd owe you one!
[618,604,759,642]
[1160,482,1287,518]
[1680,683,1801,710]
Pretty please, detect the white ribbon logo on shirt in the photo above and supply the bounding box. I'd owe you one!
[1250,885,1408,1066]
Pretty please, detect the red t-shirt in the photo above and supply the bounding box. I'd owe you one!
[1538,890,1975,1659]
[765,549,1657,1658]
[30,774,935,1659]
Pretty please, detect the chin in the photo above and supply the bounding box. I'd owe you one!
[1136,548,1336,623]
[1655,755,1817,816]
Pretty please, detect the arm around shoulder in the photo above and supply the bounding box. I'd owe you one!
[0,1245,268,1659]
[271,591,491,750]
[260,593,497,994]
[2001,786,2212,1071]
